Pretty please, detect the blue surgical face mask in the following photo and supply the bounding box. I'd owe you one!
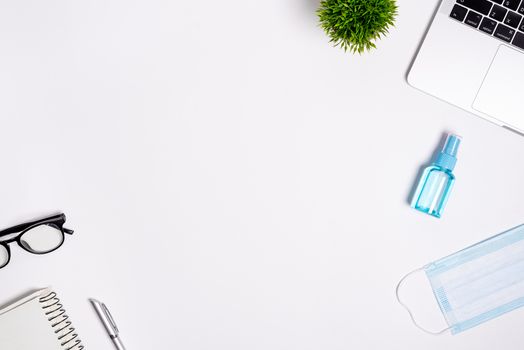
[397,224,524,335]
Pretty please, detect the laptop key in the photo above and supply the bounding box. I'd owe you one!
[450,4,468,21]
[503,0,520,10]
[504,11,522,28]
[465,11,483,27]
[457,0,493,15]
[494,23,516,41]
[490,4,508,21]
[519,19,524,31]
[512,31,524,49]
[519,2,524,14]
[480,17,498,33]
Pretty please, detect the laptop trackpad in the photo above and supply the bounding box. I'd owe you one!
[473,45,524,131]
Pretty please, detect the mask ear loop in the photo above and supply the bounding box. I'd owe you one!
[396,267,451,335]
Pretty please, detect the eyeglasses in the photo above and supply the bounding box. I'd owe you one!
[0,213,74,269]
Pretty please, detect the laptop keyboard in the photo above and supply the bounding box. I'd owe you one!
[450,0,524,50]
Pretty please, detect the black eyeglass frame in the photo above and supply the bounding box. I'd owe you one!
[0,213,74,269]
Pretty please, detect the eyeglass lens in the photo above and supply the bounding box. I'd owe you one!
[19,224,64,254]
[0,245,9,268]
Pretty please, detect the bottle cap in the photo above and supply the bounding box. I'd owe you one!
[435,134,461,171]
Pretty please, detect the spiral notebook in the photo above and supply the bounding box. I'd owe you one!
[0,288,84,350]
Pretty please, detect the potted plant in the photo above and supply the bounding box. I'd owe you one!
[317,0,398,53]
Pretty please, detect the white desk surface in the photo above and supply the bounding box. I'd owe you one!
[1,0,524,349]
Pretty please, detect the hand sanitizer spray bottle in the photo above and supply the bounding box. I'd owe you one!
[411,134,461,218]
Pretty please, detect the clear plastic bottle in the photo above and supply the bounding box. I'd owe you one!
[411,134,461,218]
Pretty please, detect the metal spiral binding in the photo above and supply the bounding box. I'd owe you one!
[39,291,85,350]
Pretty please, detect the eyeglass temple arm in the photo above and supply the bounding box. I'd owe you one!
[0,221,37,237]
[0,214,68,238]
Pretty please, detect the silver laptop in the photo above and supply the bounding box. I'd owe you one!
[409,0,524,134]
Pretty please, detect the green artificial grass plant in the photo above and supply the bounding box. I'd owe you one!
[317,0,397,53]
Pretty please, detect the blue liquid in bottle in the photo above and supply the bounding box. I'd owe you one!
[411,134,461,218]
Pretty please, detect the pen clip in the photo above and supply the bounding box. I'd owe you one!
[102,303,119,334]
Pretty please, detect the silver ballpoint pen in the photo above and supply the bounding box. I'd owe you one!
[90,298,127,350]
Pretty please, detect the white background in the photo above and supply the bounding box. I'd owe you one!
[0,0,523,349]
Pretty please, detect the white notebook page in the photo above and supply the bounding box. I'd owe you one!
[0,289,63,350]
